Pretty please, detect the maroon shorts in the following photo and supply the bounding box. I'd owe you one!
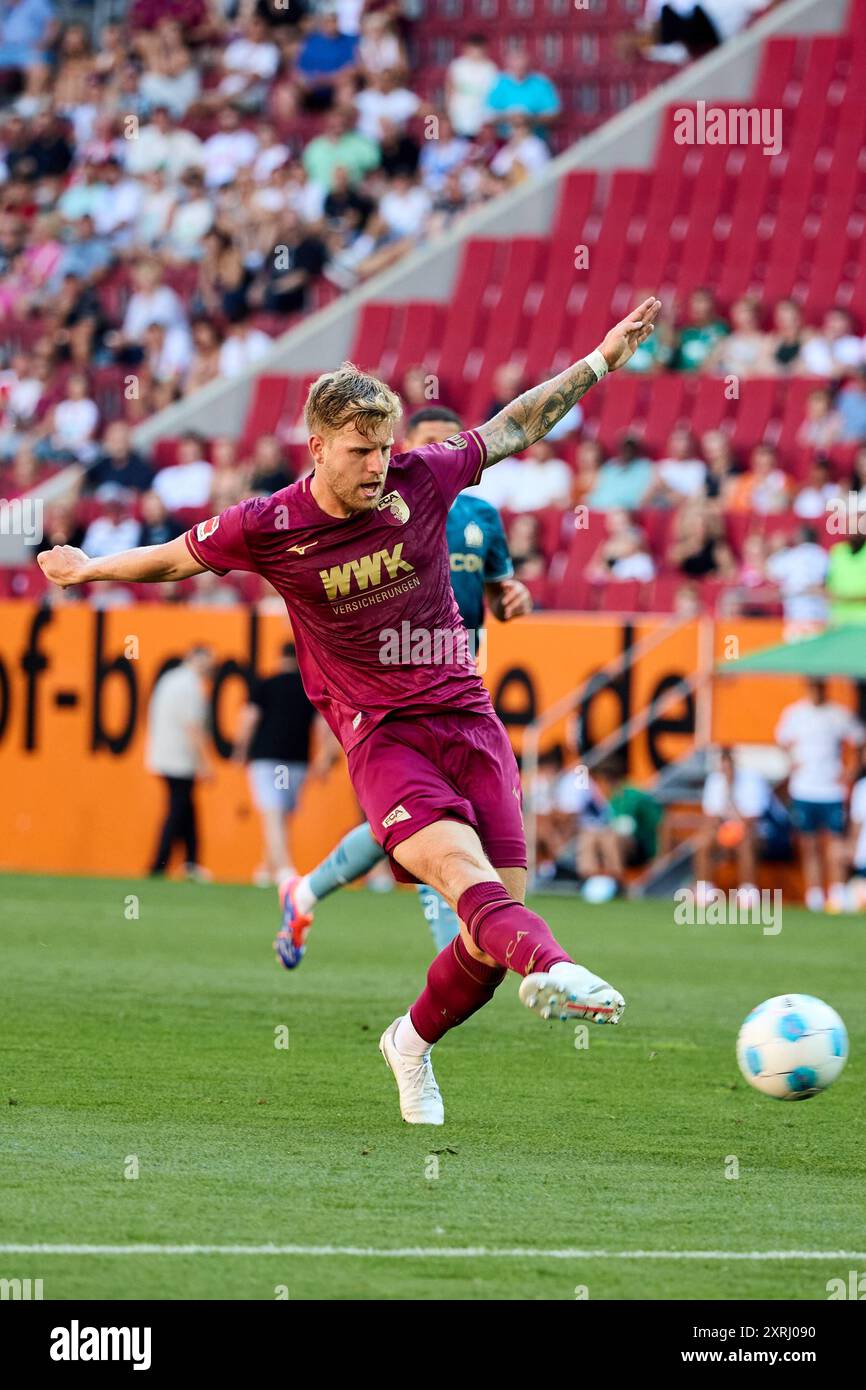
[347,708,527,884]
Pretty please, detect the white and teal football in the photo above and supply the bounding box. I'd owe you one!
[581,874,619,905]
[736,994,848,1100]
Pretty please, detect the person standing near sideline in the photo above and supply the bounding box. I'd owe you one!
[233,642,323,885]
[147,645,215,879]
[775,678,865,912]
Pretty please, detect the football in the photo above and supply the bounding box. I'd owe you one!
[736,995,849,1100]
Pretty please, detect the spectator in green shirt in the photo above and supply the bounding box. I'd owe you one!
[826,535,866,624]
[303,108,380,192]
[595,759,663,867]
[672,287,728,372]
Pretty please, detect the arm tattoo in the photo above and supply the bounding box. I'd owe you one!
[477,360,598,467]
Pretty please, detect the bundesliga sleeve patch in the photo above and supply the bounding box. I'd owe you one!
[196,516,220,542]
[442,434,468,450]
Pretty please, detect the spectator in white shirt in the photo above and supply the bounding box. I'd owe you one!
[152,433,213,511]
[82,491,143,557]
[358,13,405,77]
[379,173,432,241]
[252,121,290,182]
[49,373,99,459]
[792,459,839,520]
[644,427,707,504]
[354,67,420,143]
[487,439,573,511]
[217,16,280,110]
[118,260,187,346]
[446,35,499,138]
[585,508,656,584]
[218,318,273,378]
[800,308,864,379]
[164,168,214,260]
[142,321,192,385]
[137,169,177,248]
[765,525,829,624]
[92,158,143,242]
[847,759,866,880]
[490,114,551,182]
[775,678,865,910]
[695,745,783,899]
[419,114,470,193]
[122,107,203,180]
[200,106,260,190]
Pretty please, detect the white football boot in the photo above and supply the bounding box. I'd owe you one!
[519,963,625,1025]
[379,1018,444,1125]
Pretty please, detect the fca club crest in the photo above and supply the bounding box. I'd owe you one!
[376,491,410,523]
[196,516,220,541]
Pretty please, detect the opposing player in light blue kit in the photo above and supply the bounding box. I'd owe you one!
[275,404,532,967]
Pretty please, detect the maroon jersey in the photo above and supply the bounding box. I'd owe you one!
[185,428,495,752]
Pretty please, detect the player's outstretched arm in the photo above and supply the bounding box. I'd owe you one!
[37,535,206,589]
[477,296,661,466]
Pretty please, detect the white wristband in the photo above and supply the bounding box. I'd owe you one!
[584,347,609,381]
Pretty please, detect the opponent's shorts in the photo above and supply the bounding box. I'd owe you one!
[789,798,846,836]
[347,708,527,884]
[248,760,307,814]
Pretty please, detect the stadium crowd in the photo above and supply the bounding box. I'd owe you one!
[0,1,864,623]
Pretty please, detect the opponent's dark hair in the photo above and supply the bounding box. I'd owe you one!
[406,406,462,432]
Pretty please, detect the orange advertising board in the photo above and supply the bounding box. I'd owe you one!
[0,603,853,882]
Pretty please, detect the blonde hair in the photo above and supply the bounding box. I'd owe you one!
[304,361,402,439]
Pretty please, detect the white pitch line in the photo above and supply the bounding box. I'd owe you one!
[0,1245,864,1261]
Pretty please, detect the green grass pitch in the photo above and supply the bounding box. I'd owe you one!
[2,872,864,1301]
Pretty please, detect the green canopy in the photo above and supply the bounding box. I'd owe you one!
[717,625,866,678]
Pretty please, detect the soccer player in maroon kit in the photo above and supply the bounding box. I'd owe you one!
[39,295,661,1126]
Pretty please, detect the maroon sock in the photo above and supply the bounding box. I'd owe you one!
[457,880,572,976]
[409,934,506,1045]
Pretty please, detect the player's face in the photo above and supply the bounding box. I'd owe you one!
[314,424,393,515]
[405,421,459,448]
